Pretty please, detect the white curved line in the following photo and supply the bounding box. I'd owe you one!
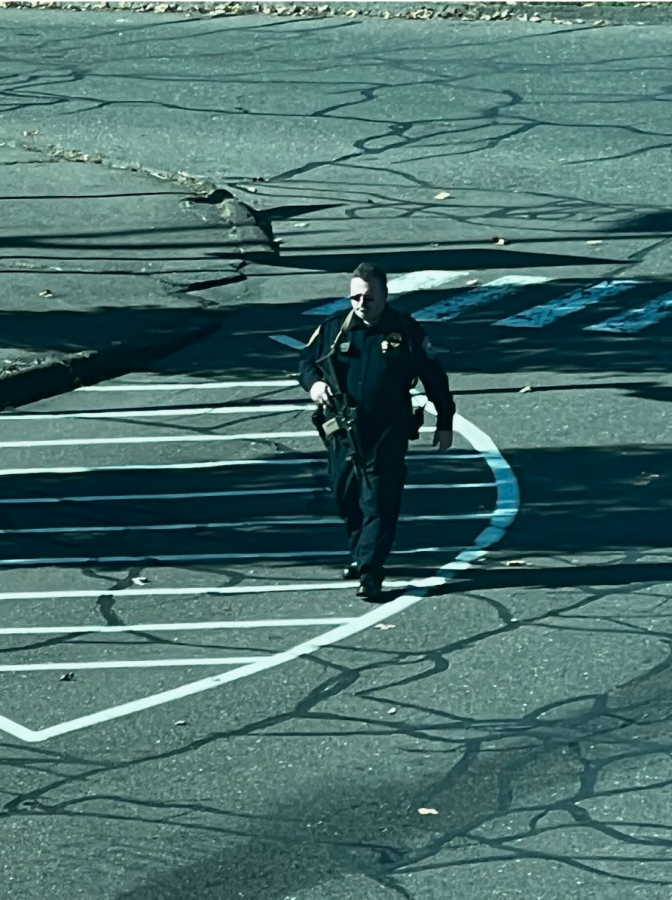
[0,410,518,743]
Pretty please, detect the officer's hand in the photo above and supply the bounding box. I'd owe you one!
[433,429,453,452]
[310,380,333,407]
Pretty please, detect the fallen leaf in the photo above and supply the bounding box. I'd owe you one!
[466,279,480,286]
[505,559,526,567]
[387,707,398,715]
[375,623,396,630]
[434,191,451,200]
[39,290,53,298]
[418,807,439,816]
[60,672,76,682]
[586,239,602,245]
[23,129,40,137]
[519,385,532,393]
[132,576,149,586]
[492,237,508,245]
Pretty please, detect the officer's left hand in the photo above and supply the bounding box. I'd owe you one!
[433,429,453,452]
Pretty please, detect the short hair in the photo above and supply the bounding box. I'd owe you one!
[352,262,387,295]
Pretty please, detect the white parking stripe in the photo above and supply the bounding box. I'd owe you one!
[0,547,459,568]
[77,381,300,391]
[413,275,550,322]
[0,581,438,601]
[0,659,264,672]
[0,512,497,536]
[269,335,307,350]
[304,270,470,316]
[0,403,309,421]
[495,280,639,328]
[0,578,447,601]
[0,619,353,635]
[585,291,672,333]
[0,430,319,449]
[387,270,471,295]
[0,482,493,506]
[0,452,482,477]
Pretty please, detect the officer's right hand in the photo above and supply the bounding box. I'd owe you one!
[310,381,333,407]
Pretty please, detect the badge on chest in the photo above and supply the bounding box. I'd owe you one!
[381,332,403,354]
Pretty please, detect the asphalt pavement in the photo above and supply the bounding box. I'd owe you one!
[0,7,671,900]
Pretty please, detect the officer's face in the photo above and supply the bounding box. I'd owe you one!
[349,277,387,325]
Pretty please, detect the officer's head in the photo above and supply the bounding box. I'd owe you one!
[350,262,387,325]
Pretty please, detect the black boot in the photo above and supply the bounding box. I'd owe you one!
[357,572,383,600]
[341,563,359,581]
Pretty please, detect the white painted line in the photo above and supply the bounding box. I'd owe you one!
[0,487,321,505]
[304,271,470,315]
[0,403,310,421]
[0,619,353,635]
[413,275,550,323]
[2,512,501,536]
[78,381,300,391]
[0,400,518,742]
[269,335,307,351]
[0,546,461,568]
[0,581,436,601]
[0,424,453,450]
[495,280,639,328]
[0,659,264,672]
[585,291,672,333]
[387,270,471,295]
[0,482,494,506]
[272,335,305,351]
[0,452,482,477]
[0,431,320,449]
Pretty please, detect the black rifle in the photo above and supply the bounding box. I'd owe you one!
[313,314,372,489]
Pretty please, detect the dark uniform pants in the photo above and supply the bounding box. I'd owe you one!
[326,429,408,579]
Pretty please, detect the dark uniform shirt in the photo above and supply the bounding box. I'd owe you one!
[299,304,455,446]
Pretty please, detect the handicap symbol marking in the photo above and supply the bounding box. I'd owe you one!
[0,381,519,743]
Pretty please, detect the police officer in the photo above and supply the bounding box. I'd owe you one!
[299,262,455,600]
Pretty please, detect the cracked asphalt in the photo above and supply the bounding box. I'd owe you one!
[0,7,671,900]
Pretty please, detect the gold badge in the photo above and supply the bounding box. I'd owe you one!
[381,333,402,353]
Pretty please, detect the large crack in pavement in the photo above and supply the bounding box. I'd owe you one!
[0,140,278,410]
